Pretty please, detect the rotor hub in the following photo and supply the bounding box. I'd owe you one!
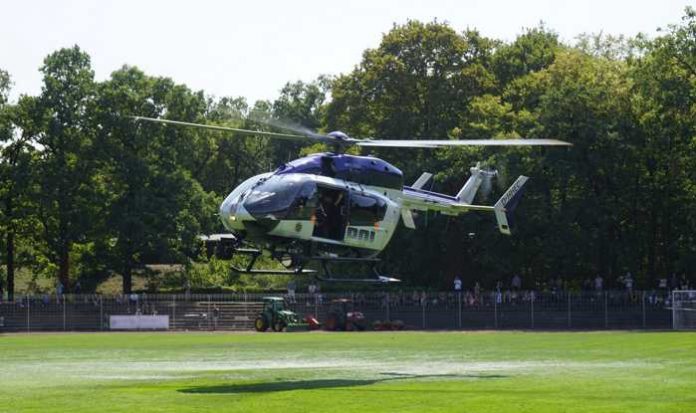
[327,131,350,141]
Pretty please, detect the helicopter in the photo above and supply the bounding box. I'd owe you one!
[133,116,571,283]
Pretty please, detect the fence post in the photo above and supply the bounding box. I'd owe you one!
[171,295,176,330]
[457,292,462,329]
[385,292,390,322]
[530,294,535,329]
[671,290,675,330]
[244,291,248,322]
[207,294,212,331]
[421,299,426,330]
[604,291,608,329]
[26,296,30,333]
[63,295,66,331]
[567,293,572,328]
[642,291,646,329]
[494,293,498,329]
[100,296,104,331]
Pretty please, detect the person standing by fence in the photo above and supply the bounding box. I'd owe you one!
[623,272,634,294]
[453,276,462,293]
[287,280,296,304]
[308,282,320,306]
[56,280,64,304]
[511,274,522,291]
[213,305,220,330]
[680,273,690,290]
[594,274,604,292]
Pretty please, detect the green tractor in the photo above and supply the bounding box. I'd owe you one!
[254,297,307,332]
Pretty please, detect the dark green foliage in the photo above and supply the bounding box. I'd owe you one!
[24,46,98,291]
[94,66,222,293]
[1,9,695,294]
[269,78,331,164]
[327,13,696,289]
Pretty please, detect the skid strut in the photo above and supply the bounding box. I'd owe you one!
[230,248,315,275]
[229,247,399,283]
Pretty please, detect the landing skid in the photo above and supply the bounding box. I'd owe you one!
[311,256,401,284]
[230,248,316,275]
[229,248,399,283]
[315,274,401,283]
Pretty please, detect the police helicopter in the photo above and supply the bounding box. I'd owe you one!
[133,116,570,283]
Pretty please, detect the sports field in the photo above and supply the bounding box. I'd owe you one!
[1,331,695,412]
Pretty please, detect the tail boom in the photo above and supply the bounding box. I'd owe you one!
[401,175,529,235]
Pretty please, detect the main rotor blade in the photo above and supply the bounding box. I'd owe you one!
[247,114,324,138]
[131,116,328,143]
[356,138,572,148]
[131,116,572,149]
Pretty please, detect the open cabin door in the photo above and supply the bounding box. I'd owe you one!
[312,185,348,241]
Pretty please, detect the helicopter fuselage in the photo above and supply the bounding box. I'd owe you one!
[217,151,529,281]
[219,153,404,257]
[132,115,566,282]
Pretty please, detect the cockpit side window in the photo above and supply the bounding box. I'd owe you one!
[286,183,318,220]
[349,194,387,226]
[244,176,312,218]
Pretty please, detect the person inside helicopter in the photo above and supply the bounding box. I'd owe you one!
[313,187,346,240]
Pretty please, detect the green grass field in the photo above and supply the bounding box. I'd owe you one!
[1,331,695,412]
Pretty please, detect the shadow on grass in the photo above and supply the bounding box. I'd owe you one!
[179,372,506,394]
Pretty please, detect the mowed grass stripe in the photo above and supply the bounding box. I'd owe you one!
[1,331,695,412]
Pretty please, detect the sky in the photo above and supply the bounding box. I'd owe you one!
[1,0,692,104]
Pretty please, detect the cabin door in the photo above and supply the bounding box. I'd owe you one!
[312,186,348,241]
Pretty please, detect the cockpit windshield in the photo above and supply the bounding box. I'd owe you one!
[244,175,317,220]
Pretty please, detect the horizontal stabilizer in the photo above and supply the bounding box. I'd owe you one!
[456,164,497,204]
[456,171,483,204]
[412,172,433,189]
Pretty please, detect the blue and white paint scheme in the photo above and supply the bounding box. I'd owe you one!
[133,115,568,281]
[219,152,528,253]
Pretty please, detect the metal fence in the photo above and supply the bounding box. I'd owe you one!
[0,290,673,332]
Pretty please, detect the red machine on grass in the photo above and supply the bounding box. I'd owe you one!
[324,298,367,331]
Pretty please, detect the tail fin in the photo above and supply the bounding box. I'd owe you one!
[493,176,529,235]
[456,164,496,204]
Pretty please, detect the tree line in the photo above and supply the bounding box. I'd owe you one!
[0,8,694,298]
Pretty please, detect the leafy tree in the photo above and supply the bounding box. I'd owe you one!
[0,70,35,300]
[3,11,696,293]
[627,7,696,279]
[511,51,635,282]
[329,21,496,141]
[23,47,99,291]
[492,25,561,88]
[199,96,273,194]
[0,69,12,297]
[269,77,331,164]
[326,21,503,285]
[95,66,220,293]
